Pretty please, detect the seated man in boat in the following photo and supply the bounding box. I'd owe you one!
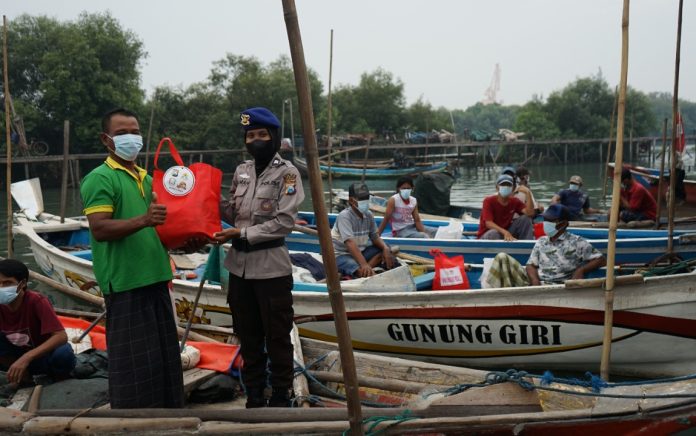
[0,259,76,385]
[377,176,436,238]
[526,204,606,285]
[550,175,604,221]
[477,173,535,240]
[619,167,657,223]
[332,182,397,278]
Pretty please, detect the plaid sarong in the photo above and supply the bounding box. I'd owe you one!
[104,281,184,408]
[486,253,530,288]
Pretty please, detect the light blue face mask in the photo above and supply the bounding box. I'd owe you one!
[543,221,559,238]
[399,189,412,200]
[357,200,370,214]
[569,183,580,192]
[109,133,143,161]
[0,284,19,305]
[499,185,513,198]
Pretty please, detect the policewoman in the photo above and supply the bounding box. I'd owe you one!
[213,107,304,408]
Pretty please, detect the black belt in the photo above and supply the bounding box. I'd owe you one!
[231,238,286,253]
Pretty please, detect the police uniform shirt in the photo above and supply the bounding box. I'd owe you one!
[220,154,304,279]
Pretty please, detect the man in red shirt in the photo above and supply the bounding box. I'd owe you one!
[619,167,657,222]
[478,174,535,240]
[0,259,75,385]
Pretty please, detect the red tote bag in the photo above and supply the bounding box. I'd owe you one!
[152,137,223,249]
[430,249,470,291]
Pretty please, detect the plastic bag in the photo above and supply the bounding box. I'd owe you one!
[434,220,463,240]
[430,249,470,290]
[153,138,223,249]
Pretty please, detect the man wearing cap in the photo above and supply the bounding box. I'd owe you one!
[550,175,603,221]
[526,204,606,285]
[332,182,396,278]
[214,107,304,408]
[477,174,535,240]
[619,167,657,223]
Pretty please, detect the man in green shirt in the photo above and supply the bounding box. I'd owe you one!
[80,108,183,409]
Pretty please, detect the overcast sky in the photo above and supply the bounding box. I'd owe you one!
[5,1,695,109]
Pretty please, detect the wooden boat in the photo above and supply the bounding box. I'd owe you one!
[11,211,425,328]
[608,162,696,205]
[293,156,448,178]
[4,335,696,434]
[291,211,696,265]
[12,210,696,377]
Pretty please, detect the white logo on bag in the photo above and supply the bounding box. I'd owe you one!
[163,166,196,196]
[439,266,464,286]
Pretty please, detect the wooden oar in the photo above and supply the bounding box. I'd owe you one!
[565,274,643,290]
[73,310,107,343]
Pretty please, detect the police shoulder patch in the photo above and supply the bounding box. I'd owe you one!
[283,173,297,195]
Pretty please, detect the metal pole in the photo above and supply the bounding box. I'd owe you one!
[281,2,363,433]
[600,0,630,381]
[3,16,13,258]
[60,121,70,223]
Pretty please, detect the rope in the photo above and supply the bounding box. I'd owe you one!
[294,357,400,408]
[342,410,420,436]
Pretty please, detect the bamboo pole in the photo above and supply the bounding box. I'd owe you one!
[59,121,70,223]
[326,29,334,211]
[655,118,669,229]
[602,88,618,201]
[3,16,13,258]
[600,0,630,381]
[667,0,684,255]
[281,1,363,433]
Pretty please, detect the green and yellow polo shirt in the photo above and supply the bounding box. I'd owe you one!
[80,157,172,294]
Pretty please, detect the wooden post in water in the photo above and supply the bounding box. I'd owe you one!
[655,118,669,229]
[59,121,70,223]
[667,0,684,255]
[326,29,334,211]
[3,16,13,258]
[281,1,363,433]
[602,88,618,201]
[144,104,155,172]
[601,0,630,381]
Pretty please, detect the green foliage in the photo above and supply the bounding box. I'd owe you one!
[332,68,405,134]
[646,92,696,137]
[2,13,145,152]
[515,100,560,140]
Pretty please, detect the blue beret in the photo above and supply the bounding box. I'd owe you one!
[543,204,570,221]
[240,107,281,130]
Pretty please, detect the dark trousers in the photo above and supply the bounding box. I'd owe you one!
[104,281,184,409]
[228,273,294,391]
[0,338,75,378]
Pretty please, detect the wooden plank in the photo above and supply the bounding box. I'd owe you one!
[427,383,542,417]
[182,368,216,395]
[199,420,350,434]
[291,324,311,408]
[22,417,201,434]
[6,387,33,411]
[0,407,32,432]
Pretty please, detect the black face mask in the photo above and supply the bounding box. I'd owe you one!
[246,139,276,166]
